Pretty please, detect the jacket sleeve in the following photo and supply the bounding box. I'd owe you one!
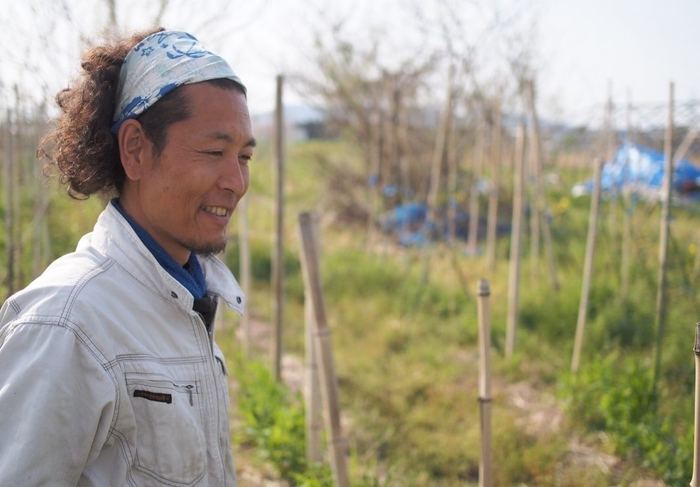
[0,321,116,486]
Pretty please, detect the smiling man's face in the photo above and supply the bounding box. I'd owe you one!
[120,82,255,264]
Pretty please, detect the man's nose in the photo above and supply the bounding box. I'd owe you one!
[220,158,248,196]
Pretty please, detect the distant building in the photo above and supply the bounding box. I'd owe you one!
[251,105,337,142]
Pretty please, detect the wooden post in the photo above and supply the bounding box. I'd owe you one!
[571,158,603,373]
[505,123,526,359]
[272,74,285,381]
[304,213,323,464]
[486,97,502,273]
[298,212,350,487]
[468,116,484,256]
[477,279,493,487]
[652,82,674,395]
[238,194,251,355]
[691,322,700,487]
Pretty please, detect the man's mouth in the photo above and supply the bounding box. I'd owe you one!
[203,206,229,217]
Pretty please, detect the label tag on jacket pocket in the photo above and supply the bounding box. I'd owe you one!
[134,390,173,404]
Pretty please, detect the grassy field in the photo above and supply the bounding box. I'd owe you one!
[2,138,697,486]
[212,139,696,486]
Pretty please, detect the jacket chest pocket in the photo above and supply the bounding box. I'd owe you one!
[124,370,207,485]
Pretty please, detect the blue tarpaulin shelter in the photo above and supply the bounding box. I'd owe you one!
[572,142,700,200]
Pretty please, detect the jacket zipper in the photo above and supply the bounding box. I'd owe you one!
[129,378,197,405]
[193,302,228,484]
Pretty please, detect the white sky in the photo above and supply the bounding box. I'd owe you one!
[0,0,697,127]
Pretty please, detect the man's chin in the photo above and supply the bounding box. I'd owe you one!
[188,241,227,258]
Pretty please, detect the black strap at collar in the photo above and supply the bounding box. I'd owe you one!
[193,294,218,331]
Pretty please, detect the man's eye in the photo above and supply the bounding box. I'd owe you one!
[240,154,253,164]
[207,151,224,157]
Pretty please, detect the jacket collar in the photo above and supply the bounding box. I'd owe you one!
[77,204,245,315]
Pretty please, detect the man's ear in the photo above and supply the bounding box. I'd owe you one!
[118,119,149,181]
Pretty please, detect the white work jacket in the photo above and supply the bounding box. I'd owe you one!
[0,204,245,486]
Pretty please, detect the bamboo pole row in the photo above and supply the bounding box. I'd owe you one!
[571,81,677,373]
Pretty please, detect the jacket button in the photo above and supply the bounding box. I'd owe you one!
[171,291,178,299]
[236,296,242,304]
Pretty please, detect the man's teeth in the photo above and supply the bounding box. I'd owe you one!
[204,206,227,216]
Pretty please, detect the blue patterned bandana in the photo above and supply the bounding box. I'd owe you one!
[111,30,245,133]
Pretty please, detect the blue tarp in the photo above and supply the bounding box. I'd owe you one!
[381,203,435,246]
[572,142,700,199]
[381,202,509,247]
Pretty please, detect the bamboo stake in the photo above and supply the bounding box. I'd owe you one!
[32,106,43,278]
[304,212,323,464]
[652,82,675,396]
[603,88,617,238]
[522,81,538,284]
[4,108,15,298]
[621,91,632,302]
[366,112,381,250]
[13,86,23,288]
[477,279,492,487]
[298,212,350,487]
[524,80,558,290]
[505,123,526,359]
[486,96,502,273]
[691,322,700,487]
[425,65,455,239]
[571,158,603,373]
[38,99,51,271]
[673,128,698,166]
[272,74,285,381]
[468,116,484,256]
[446,97,459,246]
[421,66,456,283]
[238,193,251,355]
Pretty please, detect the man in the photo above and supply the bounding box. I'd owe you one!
[0,29,254,486]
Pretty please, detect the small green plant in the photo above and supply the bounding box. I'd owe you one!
[231,351,388,486]
[232,352,308,480]
[561,355,692,485]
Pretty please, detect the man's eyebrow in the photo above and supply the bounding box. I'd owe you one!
[207,133,257,148]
